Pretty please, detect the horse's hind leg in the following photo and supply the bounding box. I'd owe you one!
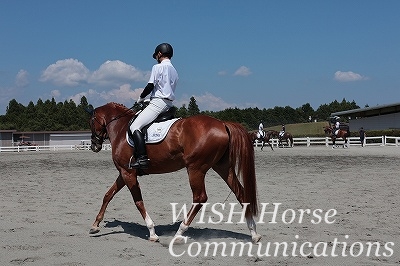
[173,169,207,242]
[90,174,125,234]
[213,162,261,243]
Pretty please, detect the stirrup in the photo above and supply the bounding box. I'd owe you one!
[128,156,150,169]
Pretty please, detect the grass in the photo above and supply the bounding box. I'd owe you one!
[266,121,330,137]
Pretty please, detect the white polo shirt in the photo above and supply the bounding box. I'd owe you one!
[149,59,178,101]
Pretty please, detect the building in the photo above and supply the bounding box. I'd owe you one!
[0,130,92,147]
[331,102,400,131]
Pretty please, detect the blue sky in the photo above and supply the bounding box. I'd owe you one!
[1,1,399,114]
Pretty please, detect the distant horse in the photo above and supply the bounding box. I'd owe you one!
[323,125,350,148]
[249,130,274,151]
[271,130,294,148]
[87,102,261,243]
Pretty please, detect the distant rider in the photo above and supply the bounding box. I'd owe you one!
[333,117,340,136]
[258,121,265,140]
[279,124,285,138]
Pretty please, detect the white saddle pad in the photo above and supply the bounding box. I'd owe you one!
[126,118,180,147]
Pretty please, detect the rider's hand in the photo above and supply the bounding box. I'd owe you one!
[137,96,145,104]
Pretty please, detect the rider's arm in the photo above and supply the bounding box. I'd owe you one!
[140,83,154,98]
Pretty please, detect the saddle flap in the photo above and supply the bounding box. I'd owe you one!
[127,118,180,147]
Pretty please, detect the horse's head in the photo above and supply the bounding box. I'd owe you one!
[86,102,137,152]
[270,130,279,138]
[87,107,108,153]
[248,131,257,142]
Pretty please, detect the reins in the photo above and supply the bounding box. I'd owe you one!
[91,104,138,143]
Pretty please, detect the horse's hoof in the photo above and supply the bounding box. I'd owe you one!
[149,235,160,242]
[252,234,262,244]
[89,226,100,234]
[171,235,187,245]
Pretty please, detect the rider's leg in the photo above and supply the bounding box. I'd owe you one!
[129,129,149,169]
[128,98,172,169]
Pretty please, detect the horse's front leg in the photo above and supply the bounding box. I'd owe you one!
[124,171,159,242]
[90,174,125,234]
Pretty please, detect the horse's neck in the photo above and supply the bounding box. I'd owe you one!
[105,110,132,143]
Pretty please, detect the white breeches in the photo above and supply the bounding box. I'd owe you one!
[130,98,173,133]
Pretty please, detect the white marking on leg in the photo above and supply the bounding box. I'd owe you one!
[246,217,262,243]
[145,212,159,241]
[172,221,189,244]
[175,221,188,237]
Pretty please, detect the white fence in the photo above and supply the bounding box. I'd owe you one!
[0,143,112,153]
[254,136,400,148]
[1,136,399,152]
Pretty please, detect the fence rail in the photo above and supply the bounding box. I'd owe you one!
[0,144,112,153]
[254,136,400,148]
[1,136,399,152]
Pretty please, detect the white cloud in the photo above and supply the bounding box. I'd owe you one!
[70,84,143,107]
[194,92,233,110]
[99,84,141,102]
[89,60,149,86]
[69,92,88,105]
[51,90,61,98]
[40,58,90,86]
[15,69,29,88]
[40,59,149,87]
[218,70,227,76]
[176,92,236,111]
[234,66,252,76]
[334,71,368,82]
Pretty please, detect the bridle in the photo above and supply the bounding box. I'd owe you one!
[90,110,109,146]
[89,105,139,146]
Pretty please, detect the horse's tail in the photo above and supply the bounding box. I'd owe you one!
[225,122,258,217]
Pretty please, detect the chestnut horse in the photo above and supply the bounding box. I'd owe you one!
[87,102,261,243]
[249,130,274,151]
[323,125,350,148]
[271,130,294,147]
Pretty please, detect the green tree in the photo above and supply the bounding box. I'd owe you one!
[176,104,189,118]
[188,96,200,116]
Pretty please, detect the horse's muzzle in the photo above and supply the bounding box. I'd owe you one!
[90,142,102,153]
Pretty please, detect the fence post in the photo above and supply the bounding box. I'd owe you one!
[325,137,329,147]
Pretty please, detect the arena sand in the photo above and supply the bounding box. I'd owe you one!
[0,146,399,265]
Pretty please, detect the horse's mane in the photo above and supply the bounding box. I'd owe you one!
[108,102,134,114]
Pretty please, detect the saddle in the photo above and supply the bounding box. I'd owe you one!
[127,106,177,142]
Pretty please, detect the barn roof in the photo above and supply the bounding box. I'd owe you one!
[331,102,400,118]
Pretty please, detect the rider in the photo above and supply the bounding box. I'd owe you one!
[333,116,340,137]
[279,124,285,138]
[258,120,265,140]
[128,43,179,169]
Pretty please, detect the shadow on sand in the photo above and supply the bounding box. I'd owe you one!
[90,219,250,242]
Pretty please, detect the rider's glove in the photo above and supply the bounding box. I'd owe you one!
[137,96,145,104]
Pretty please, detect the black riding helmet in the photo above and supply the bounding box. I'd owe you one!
[153,43,173,59]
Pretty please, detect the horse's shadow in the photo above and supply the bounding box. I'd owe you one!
[91,219,250,241]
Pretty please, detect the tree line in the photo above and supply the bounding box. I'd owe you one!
[0,96,359,132]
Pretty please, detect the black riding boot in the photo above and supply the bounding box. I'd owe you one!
[129,130,149,169]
